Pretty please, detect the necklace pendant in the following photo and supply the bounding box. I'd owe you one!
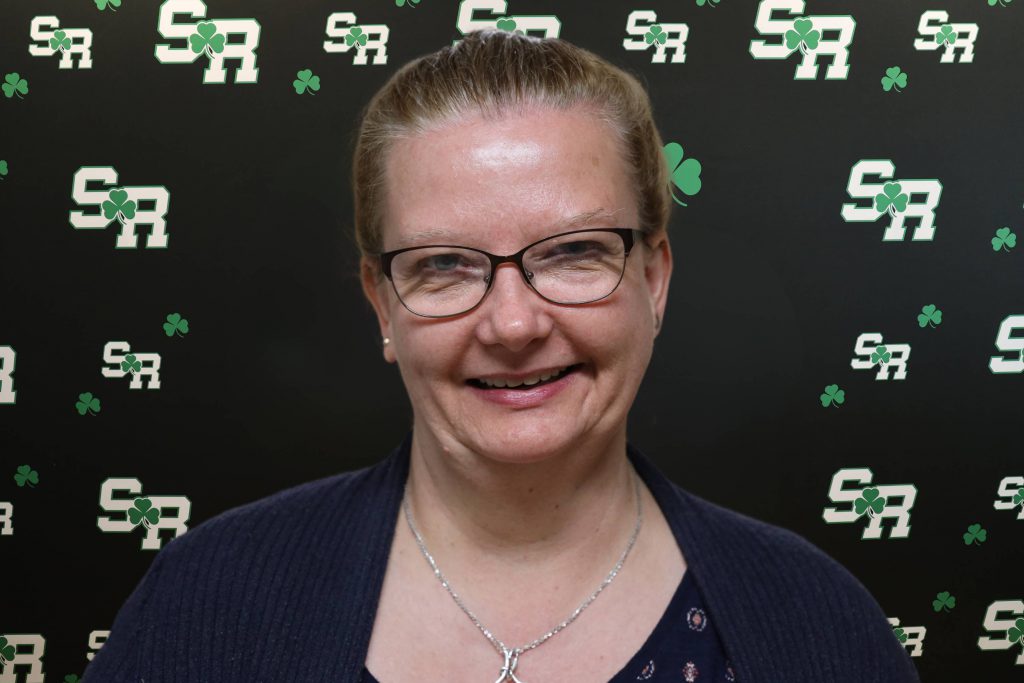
[493,647,526,683]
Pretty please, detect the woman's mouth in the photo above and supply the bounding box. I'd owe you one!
[467,363,584,390]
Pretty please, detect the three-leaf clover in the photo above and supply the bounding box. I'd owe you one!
[932,590,956,612]
[495,17,523,34]
[663,142,702,206]
[3,73,29,99]
[293,69,320,95]
[64,676,81,683]
[874,182,909,216]
[121,354,142,374]
[988,0,1014,6]
[14,464,39,488]
[0,637,16,663]
[1013,487,1024,508]
[870,345,891,365]
[820,384,845,408]
[992,226,1017,252]
[696,0,722,6]
[785,18,820,55]
[935,24,958,45]
[102,188,137,224]
[881,66,907,93]
[164,312,190,337]
[645,25,667,46]
[95,0,122,10]
[918,304,942,328]
[0,159,7,179]
[962,523,987,546]
[1008,618,1024,645]
[396,0,421,5]
[128,497,161,528]
[346,27,369,47]
[50,30,72,53]
[854,487,886,518]
[892,626,908,644]
[189,21,226,59]
[76,392,102,416]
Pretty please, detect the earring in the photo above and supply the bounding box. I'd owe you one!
[382,337,390,346]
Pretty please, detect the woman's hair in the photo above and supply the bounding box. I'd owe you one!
[351,29,671,275]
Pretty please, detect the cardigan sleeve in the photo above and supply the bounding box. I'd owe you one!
[80,549,167,683]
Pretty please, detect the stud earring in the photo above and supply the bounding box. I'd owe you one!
[382,337,390,346]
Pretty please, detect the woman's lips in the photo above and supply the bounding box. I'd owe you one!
[466,364,582,407]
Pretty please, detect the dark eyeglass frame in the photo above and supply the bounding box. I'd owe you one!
[378,227,644,319]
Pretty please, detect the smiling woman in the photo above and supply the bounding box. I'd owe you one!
[81,29,920,683]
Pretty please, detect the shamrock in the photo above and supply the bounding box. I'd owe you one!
[663,142,702,207]
[917,304,942,328]
[50,30,72,52]
[3,73,29,99]
[785,18,820,55]
[1008,618,1024,645]
[0,636,16,663]
[495,17,523,34]
[962,523,987,546]
[932,590,956,612]
[989,0,1014,5]
[14,464,39,488]
[934,24,958,45]
[819,384,845,408]
[892,626,908,644]
[95,0,122,10]
[121,354,142,374]
[881,66,907,93]
[992,226,1017,252]
[854,487,886,518]
[76,392,101,416]
[870,345,891,365]
[0,159,7,179]
[1013,487,1024,507]
[346,27,368,47]
[645,25,667,46]
[696,0,722,6]
[874,182,909,216]
[127,497,161,528]
[64,676,81,683]
[293,69,320,95]
[395,0,421,6]
[102,188,137,222]
[189,21,226,58]
[164,312,190,337]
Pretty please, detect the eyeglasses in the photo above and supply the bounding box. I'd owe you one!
[378,228,643,318]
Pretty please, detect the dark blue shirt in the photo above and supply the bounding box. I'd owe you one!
[360,564,738,682]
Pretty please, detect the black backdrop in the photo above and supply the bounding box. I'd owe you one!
[2,0,1023,680]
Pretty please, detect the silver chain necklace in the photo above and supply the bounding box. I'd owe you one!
[401,468,644,683]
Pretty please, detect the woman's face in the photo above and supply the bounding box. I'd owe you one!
[361,106,672,463]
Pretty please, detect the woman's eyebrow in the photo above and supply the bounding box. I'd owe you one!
[397,207,622,248]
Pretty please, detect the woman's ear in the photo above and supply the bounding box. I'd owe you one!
[642,232,672,333]
[360,256,396,363]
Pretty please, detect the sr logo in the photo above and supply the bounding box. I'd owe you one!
[102,341,162,390]
[0,634,45,682]
[913,10,978,64]
[154,0,261,84]
[841,160,943,242]
[97,478,192,550]
[0,346,15,405]
[822,468,917,539]
[324,13,389,65]
[977,600,1024,665]
[749,0,855,80]
[454,0,561,43]
[993,476,1024,520]
[622,11,688,64]
[989,315,1024,374]
[886,617,926,657]
[29,16,93,69]
[69,167,171,249]
[850,333,911,380]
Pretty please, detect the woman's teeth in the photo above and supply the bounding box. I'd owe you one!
[476,364,576,389]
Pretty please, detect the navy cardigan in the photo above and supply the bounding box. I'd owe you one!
[82,431,921,682]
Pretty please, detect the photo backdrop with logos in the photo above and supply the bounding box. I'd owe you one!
[1,1,1023,680]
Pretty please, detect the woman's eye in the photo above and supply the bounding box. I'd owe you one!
[420,253,463,271]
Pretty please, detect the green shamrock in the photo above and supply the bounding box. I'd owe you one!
[64,676,81,683]
[127,497,161,528]
[663,142,702,207]
[932,590,956,612]
[121,353,142,374]
[395,0,421,6]
[0,159,7,179]
[495,17,518,32]
[293,69,320,95]
[164,312,190,337]
[95,0,122,10]
[50,30,72,52]
[989,0,1014,5]
[874,182,909,216]
[3,73,29,99]
[645,25,667,46]
[917,304,942,328]
[1013,487,1023,507]
[1008,618,1024,644]
[819,384,845,408]
[854,487,886,518]
[892,626,908,643]
[102,188,137,223]
[14,464,39,488]
[696,0,722,6]
[934,24,958,45]
[76,392,101,416]
[785,18,820,55]
[992,226,1017,252]
[870,345,891,365]
[346,27,369,47]
[189,21,226,58]
[881,66,907,93]
[0,636,16,662]
[962,523,987,546]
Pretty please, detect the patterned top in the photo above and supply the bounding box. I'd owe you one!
[361,564,738,682]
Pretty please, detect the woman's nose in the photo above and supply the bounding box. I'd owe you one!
[475,262,552,350]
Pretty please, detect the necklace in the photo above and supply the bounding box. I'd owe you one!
[401,467,644,683]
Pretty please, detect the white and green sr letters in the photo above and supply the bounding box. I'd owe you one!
[749,0,855,80]
[29,16,93,69]
[154,0,261,84]
[841,160,942,241]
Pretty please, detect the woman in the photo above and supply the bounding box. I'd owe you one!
[83,30,920,683]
